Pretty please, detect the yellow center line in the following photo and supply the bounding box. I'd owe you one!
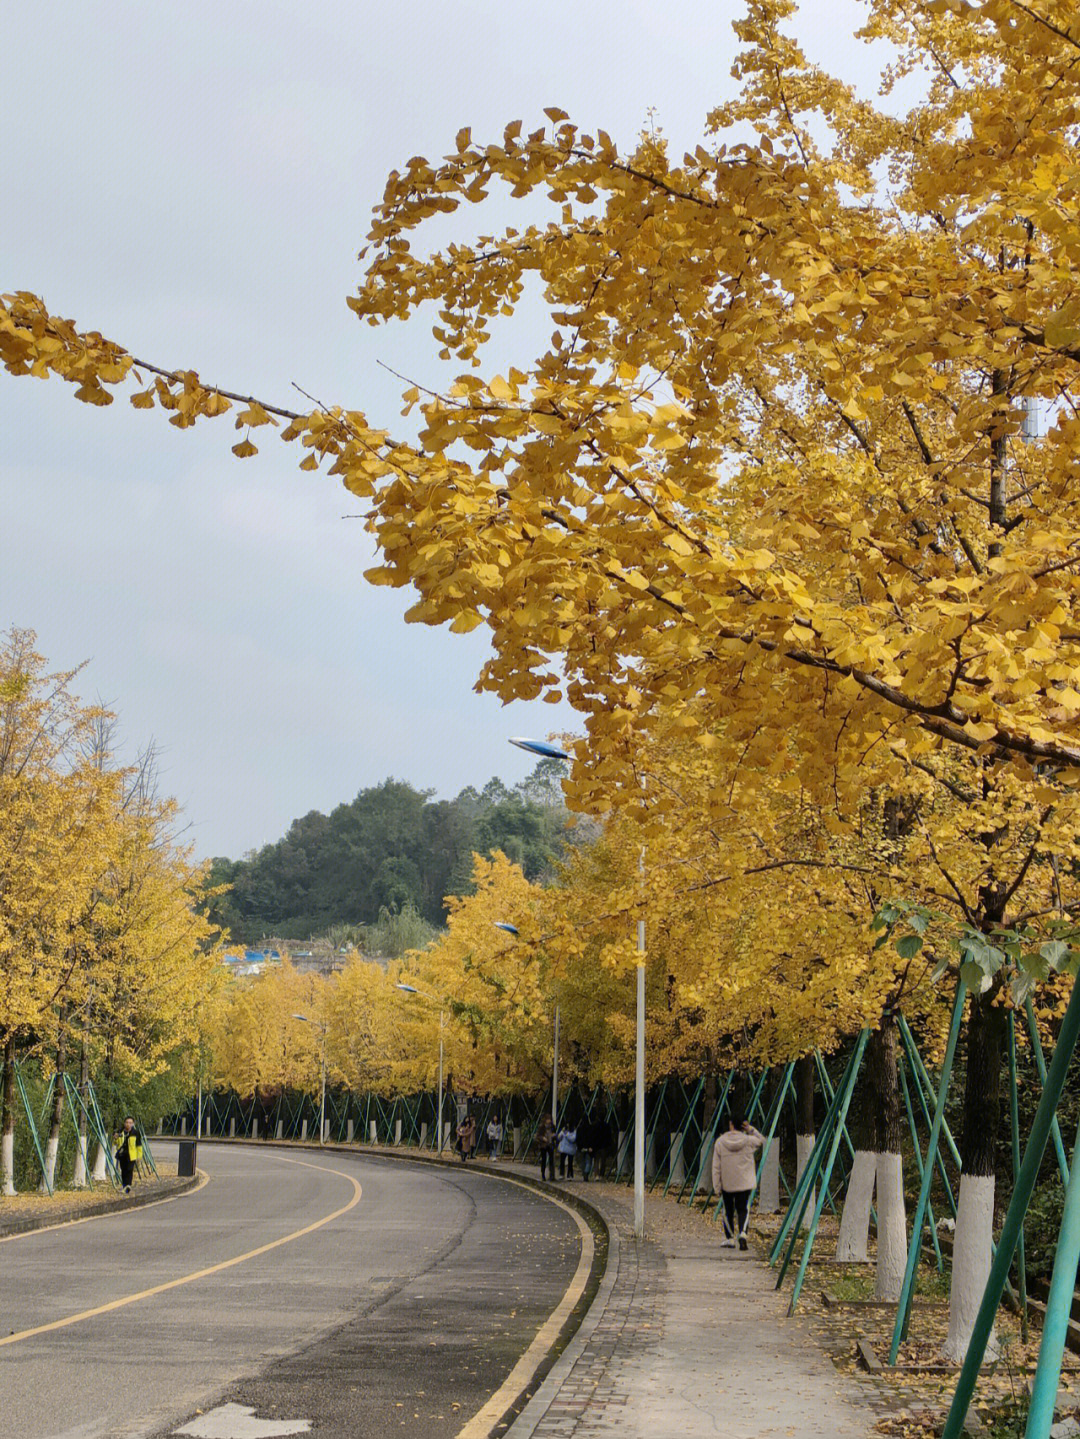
[0,1154,362,1349]
[455,1176,595,1439]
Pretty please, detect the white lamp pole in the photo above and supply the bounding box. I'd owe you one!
[510,736,647,1240]
[635,848,646,1240]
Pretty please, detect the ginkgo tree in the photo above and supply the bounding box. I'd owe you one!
[7,0,1080,1361]
[0,630,223,1194]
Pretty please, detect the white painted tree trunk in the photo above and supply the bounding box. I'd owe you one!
[943,1173,999,1363]
[72,1132,88,1187]
[796,1133,816,1228]
[1,1131,15,1196]
[39,1134,59,1192]
[91,1141,108,1182]
[72,1112,89,1186]
[669,1131,686,1186]
[697,1138,714,1196]
[874,1151,908,1301]
[836,1149,876,1261]
[758,1138,780,1213]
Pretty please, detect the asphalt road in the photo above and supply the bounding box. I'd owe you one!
[0,1141,588,1439]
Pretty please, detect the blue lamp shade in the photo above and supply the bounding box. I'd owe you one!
[396,983,419,993]
[493,922,520,935]
[508,736,571,761]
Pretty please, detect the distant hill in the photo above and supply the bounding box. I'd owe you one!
[203,762,583,945]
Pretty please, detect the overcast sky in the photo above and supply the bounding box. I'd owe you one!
[1,0,896,860]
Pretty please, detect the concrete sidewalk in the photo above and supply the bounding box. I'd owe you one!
[504,1169,881,1439]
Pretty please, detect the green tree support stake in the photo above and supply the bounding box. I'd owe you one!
[1008,1012,1029,1344]
[899,1060,943,1274]
[663,1076,704,1197]
[1025,1106,1080,1439]
[14,1061,51,1195]
[770,1045,860,1269]
[898,1015,961,1217]
[770,1040,863,1272]
[743,1061,795,1218]
[1024,998,1070,1186]
[888,980,967,1365]
[786,1030,869,1314]
[813,1049,857,1214]
[940,975,1080,1439]
[684,1068,735,1208]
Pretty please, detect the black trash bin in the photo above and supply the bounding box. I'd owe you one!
[177,1138,197,1177]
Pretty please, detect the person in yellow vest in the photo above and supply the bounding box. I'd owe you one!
[115,1117,142,1192]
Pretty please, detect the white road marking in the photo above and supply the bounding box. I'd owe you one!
[174,1402,311,1437]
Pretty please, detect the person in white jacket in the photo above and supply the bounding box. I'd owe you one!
[711,1112,764,1250]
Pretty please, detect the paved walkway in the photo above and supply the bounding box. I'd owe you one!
[507,1172,879,1439]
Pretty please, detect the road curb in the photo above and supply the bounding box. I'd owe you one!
[503,1202,622,1438]
[0,1173,200,1239]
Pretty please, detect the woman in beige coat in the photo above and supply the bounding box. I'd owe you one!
[711,1112,764,1250]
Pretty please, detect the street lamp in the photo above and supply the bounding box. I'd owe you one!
[509,736,648,1241]
[396,984,446,1155]
[293,1014,327,1145]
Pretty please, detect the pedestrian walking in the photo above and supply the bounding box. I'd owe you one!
[486,1114,504,1160]
[711,1111,764,1250]
[556,1122,577,1180]
[114,1117,142,1193]
[576,1114,594,1181]
[456,1113,477,1163]
[537,1113,556,1180]
[590,1111,614,1178]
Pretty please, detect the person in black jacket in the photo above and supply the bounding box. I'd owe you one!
[577,1115,595,1182]
[590,1112,614,1179]
[115,1118,141,1192]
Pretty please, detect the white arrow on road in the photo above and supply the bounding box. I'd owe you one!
[174,1403,312,1437]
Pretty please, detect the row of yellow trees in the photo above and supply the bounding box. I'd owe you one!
[0,628,221,1193]
[5,0,1080,1363]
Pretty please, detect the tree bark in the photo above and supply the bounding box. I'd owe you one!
[40,1017,67,1191]
[1,1036,16,1196]
[758,1066,782,1214]
[944,989,1007,1363]
[871,1015,907,1301]
[795,1053,816,1228]
[72,1041,89,1186]
[836,1053,875,1263]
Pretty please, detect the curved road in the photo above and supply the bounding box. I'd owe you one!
[0,1142,589,1439]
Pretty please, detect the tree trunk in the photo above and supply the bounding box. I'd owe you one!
[72,1042,89,1187]
[944,990,1006,1363]
[836,1053,876,1263]
[759,1066,782,1214]
[40,1019,67,1191]
[1,1036,16,1196]
[872,1015,907,1302]
[795,1053,816,1228]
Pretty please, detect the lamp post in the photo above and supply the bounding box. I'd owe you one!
[293,1014,327,1144]
[396,984,445,1155]
[509,736,648,1240]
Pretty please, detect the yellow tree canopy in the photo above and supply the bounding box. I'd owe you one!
[5,1,1080,805]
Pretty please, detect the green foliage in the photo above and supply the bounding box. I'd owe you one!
[202,766,577,942]
[872,901,1080,1003]
[364,902,437,959]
